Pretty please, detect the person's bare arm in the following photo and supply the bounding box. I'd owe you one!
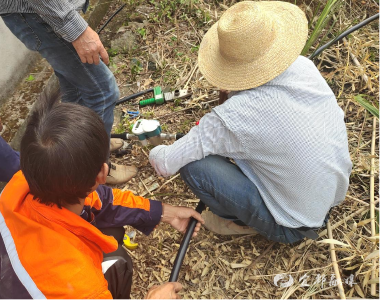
[161,204,204,237]
[72,27,109,65]
[145,282,183,299]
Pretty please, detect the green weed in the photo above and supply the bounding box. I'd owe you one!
[179,119,192,132]
[138,28,147,39]
[161,123,168,131]
[114,115,135,134]
[191,45,199,53]
[302,0,342,56]
[353,94,379,118]
[26,75,35,82]
[131,59,143,80]
[149,0,209,25]
[141,111,154,119]
[108,48,119,57]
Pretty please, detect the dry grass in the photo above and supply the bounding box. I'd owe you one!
[98,0,380,298]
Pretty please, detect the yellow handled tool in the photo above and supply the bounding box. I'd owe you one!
[123,231,138,250]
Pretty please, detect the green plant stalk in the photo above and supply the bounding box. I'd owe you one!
[354,94,379,118]
[302,0,340,55]
[312,16,340,54]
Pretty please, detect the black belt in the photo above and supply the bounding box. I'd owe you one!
[296,227,319,240]
[295,209,332,240]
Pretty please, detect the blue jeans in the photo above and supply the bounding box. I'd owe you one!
[0,136,20,182]
[1,13,119,137]
[180,155,306,244]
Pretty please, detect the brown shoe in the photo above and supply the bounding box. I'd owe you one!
[110,138,124,152]
[202,211,258,235]
[106,163,138,185]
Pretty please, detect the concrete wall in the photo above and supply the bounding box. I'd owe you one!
[0,18,39,106]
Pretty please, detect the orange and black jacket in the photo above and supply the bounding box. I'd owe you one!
[0,171,162,298]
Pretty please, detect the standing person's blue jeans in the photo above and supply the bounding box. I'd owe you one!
[180,155,306,244]
[0,136,20,182]
[1,13,118,137]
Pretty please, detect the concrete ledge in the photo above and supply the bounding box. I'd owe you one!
[0,18,40,106]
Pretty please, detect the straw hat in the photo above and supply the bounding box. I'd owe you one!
[198,1,308,91]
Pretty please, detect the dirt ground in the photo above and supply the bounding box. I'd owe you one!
[1,0,378,298]
[96,0,380,298]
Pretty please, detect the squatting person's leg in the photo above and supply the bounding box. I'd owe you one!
[180,155,305,244]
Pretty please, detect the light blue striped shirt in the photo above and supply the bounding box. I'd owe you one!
[0,0,88,42]
[149,56,352,228]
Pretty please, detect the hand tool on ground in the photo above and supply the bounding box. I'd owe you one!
[111,119,184,146]
[169,201,206,282]
[123,110,140,119]
[116,86,192,106]
[123,231,138,250]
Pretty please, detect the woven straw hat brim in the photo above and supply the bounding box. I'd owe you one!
[198,1,308,91]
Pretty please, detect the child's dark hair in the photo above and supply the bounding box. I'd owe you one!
[20,91,109,208]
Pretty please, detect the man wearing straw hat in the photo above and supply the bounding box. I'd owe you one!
[149,1,352,244]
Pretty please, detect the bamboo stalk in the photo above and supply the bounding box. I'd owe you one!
[184,63,198,89]
[327,221,346,299]
[370,117,377,296]
[345,195,379,211]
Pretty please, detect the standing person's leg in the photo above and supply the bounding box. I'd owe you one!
[54,71,82,105]
[0,136,20,183]
[1,13,117,137]
[180,155,305,244]
[100,227,133,299]
[1,13,137,183]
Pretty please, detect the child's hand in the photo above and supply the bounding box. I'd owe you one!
[161,204,205,237]
[145,282,182,299]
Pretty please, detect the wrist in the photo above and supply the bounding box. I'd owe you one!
[160,203,165,223]
[161,203,172,224]
[58,13,88,43]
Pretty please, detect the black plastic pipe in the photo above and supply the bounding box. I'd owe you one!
[309,13,379,60]
[116,88,154,105]
[169,201,206,282]
[97,4,126,34]
[110,133,128,139]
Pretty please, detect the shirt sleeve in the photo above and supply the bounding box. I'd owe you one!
[87,185,163,236]
[149,110,243,177]
[26,0,88,42]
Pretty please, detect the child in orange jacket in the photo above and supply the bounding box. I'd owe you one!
[0,93,203,299]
